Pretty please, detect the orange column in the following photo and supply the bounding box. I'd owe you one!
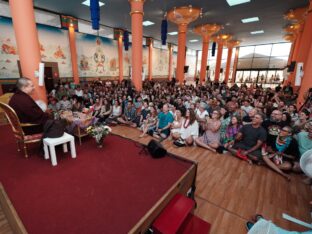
[176,24,188,85]
[194,50,198,81]
[294,1,312,87]
[214,43,223,82]
[129,0,144,91]
[297,33,312,106]
[232,47,240,83]
[199,35,210,83]
[68,26,79,84]
[288,32,302,86]
[168,45,173,81]
[287,40,296,66]
[148,42,153,81]
[283,38,297,86]
[224,47,233,84]
[118,35,123,82]
[9,0,47,102]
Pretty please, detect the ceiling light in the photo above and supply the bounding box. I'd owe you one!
[142,21,155,26]
[82,0,105,7]
[250,30,264,34]
[189,39,199,43]
[168,31,178,35]
[241,17,259,23]
[226,0,251,6]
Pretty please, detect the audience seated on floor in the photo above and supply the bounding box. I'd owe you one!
[32,78,312,182]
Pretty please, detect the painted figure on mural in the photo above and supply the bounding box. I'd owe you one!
[54,46,66,59]
[109,58,117,71]
[94,38,105,73]
[1,38,17,55]
[80,55,90,71]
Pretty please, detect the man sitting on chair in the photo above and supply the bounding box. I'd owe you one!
[9,77,50,134]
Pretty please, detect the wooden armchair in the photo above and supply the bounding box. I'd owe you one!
[0,102,43,158]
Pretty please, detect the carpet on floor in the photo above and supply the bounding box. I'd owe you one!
[0,126,192,234]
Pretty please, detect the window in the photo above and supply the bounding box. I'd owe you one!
[271,43,291,57]
[269,57,288,68]
[252,58,270,68]
[237,58,252,69]
[238,46,255,58]
[254,44,272,57]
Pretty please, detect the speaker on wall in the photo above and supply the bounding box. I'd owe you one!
[287,61,296,72]
[206,66,209,71]
[184,66,189,73]
[220,68,224,73]
[147,140,167,158]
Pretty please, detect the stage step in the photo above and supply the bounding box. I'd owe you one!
[152,194,195,234]
[177,213,211,234]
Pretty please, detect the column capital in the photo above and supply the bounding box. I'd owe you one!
[178,23,188,33]
[128,0,145,2]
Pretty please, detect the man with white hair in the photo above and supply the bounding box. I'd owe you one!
[9,77,50,134]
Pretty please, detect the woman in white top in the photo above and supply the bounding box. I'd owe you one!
[106,100,122,124]
[170,109,184,140]
[174,109,199,146]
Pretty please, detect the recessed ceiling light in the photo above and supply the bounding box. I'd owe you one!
[226,0,250,6]
[189,39,199,43]
[82,0,105,7]
[142,21,155,26]
[241,17,259,23]
[250,30,264,34]
[168,31,178,35]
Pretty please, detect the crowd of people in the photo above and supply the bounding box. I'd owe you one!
[44,79,312,181]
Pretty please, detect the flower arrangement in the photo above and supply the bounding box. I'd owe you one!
[86,124,112,147]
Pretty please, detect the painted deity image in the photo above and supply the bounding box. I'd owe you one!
[94,38,105,73]
[1,38,17,55]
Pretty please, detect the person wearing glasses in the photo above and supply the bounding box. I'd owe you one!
[262,109,288,152]
[262,126,298,180]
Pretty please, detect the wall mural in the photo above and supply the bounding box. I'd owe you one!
[76,34,119,78]
[0,16,196,81]
[172,51,178,78]
[0,17,72,79]
[37,24,72,78]
[152,47,169,77]
[123,45,148,79]
[0,17,20,78]
[186,52,196,78]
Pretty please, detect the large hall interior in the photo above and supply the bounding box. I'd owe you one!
[0,0,312,233]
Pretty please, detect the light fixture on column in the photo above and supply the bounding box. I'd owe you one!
[283,34,296,42]
[167,6,201,25]
[226,40,241,48]
[194,23,223,36]
[284,23,303,34]
[166,5,201,84]
[284,7,308,23]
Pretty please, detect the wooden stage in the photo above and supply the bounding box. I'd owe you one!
[1,125,311,234]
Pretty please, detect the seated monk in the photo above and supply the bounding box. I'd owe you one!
[9,77,50,135]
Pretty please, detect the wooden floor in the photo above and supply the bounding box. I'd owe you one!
[112,126,312,234]
[0,125,311,234]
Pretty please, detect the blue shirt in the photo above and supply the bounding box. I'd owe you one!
[158,112,174,129]
[297,131,312,156]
